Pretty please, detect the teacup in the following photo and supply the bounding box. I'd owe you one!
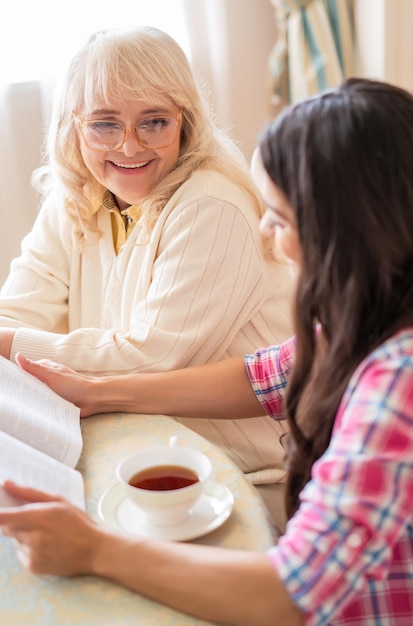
[116,443,212,526]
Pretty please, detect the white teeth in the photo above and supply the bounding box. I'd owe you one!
[114,161,149,169]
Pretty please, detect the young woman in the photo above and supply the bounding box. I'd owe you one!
[2,77,413,625]
[0,26,294,525]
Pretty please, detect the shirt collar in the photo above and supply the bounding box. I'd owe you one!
[102,189,141,223]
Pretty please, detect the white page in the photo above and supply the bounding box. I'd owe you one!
[0,430,85,509]
[0,356,82,467]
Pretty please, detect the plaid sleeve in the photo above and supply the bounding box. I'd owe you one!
[244,335,296,418]
[268,334,413,625]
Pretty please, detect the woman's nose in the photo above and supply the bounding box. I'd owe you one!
[118,129,147,157]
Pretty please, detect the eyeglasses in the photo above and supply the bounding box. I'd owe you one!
[73,111,182,151]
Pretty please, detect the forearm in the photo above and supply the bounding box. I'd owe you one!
[0,485,302,625]
[90,356,264,419]
[93,530,303,626]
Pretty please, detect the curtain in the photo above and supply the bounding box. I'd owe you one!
[269,0,356,116]
[182,0,278,158]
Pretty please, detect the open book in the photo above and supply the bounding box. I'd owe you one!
[0,356,84,509]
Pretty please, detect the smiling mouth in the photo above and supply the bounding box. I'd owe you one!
[112,161,150,169]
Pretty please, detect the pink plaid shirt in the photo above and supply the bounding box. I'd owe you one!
[245,329,413,625]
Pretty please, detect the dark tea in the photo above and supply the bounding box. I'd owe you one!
[129,464,199,491]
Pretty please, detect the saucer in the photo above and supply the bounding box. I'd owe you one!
[97,480,234,542]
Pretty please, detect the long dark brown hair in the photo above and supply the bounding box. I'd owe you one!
[260,78,413,518]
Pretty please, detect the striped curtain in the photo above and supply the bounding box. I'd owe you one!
[269,0,356,116]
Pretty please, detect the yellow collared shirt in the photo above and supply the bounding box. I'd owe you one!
[102,190,141,254]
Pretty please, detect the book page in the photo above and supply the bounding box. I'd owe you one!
[0,356,82,468]
[0,431,85,509]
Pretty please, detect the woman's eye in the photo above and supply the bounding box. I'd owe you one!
[266,212,283,229]
[90,122,122,134]
[138,117,169,132]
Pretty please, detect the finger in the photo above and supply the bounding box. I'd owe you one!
[0,507,39,527]
[14,352,30,367]
[0,504,58,530]
[16,353,71,372]
[2,481,63,504]
[0,514,36,532]
[15,353,59,379]
[15,352,39,371]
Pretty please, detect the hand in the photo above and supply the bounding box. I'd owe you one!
[0,481,103,576]
[0,328,16,359]
[15,354,97,417]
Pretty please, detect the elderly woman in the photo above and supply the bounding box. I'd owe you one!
[0,26,294,528]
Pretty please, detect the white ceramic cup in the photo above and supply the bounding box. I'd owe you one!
[116,444,212,526]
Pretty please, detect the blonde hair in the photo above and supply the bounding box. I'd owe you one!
[33,26,264,240]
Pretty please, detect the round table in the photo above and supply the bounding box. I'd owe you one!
[0,412,277,626]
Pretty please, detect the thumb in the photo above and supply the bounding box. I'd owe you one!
[15,353,44,377]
